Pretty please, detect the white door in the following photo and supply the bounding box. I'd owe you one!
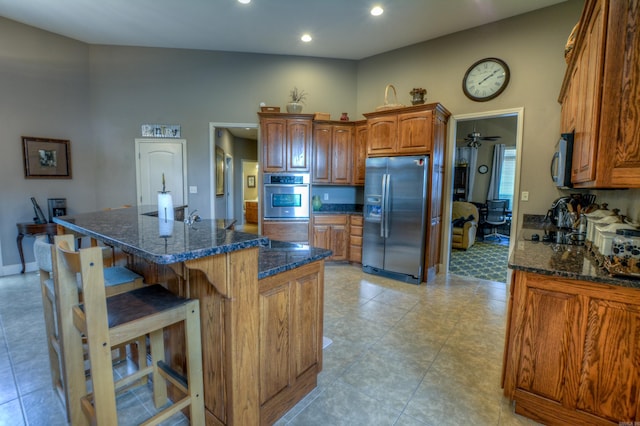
[135,139,187,206]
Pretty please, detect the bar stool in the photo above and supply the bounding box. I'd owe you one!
[53,235,205,425]
[35,235,146,421]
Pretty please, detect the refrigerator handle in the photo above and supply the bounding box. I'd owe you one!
[384,173,390,238]
[380,173,387,238]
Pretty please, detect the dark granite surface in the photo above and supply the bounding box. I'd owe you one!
[510,228,640,288]
[312,203,363,215]
[54,207,267,265]
[53,206,331,279]
[258,241,332,280]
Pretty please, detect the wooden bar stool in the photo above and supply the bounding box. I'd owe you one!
[35,235,146,422]
[53,235,205,425]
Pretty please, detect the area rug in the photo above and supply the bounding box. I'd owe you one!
[449,241,509,283]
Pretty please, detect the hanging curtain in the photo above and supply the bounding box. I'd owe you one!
[487,144,505,201]
[456,147,478,201]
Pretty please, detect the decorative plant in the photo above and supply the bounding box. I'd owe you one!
[410,87,427,96]
[289,87,308,104]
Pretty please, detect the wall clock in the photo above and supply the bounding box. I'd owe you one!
[462,57,510,102]
[478,165,489,174]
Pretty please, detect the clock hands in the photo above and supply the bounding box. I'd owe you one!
[478,69,500,85]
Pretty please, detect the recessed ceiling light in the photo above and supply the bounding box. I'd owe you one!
[301,34,312,42]
[238,0,250,4]
[371,6,384,16]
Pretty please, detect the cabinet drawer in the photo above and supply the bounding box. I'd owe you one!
[313,215,348,225]
[350,226,362,237]
[350,215,363,226]
[263,221,309,243]
[350,235,362,246]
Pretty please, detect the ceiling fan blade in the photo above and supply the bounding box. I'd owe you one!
[481,135,501,140]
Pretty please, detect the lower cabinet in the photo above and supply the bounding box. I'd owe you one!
[263,221,310,244]
[503,271,640,424]
[312,215,349,261]
[349,215,363,263]
[259,261,324,425]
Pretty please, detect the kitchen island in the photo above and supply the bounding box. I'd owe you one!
[54,206,331,425]
[503,235,640,425]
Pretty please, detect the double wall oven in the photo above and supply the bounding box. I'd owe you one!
[263,173,310,220]
[262,173,311,244]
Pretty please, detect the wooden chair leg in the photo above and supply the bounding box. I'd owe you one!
[149,329,167,407]
[185,300,205,425]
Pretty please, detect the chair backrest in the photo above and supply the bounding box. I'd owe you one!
[486,199,507,223]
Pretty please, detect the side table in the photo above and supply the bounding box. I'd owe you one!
[16,222,58,273]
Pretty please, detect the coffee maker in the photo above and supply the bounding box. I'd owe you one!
[47,198,67,222]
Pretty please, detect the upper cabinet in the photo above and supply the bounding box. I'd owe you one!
[352,121,367,185]
[559,0,640,188]
[363,103,448,157]
[259,113,313,173]
[312,122,353,185]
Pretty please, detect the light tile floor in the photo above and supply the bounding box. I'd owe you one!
[0,264,540,425]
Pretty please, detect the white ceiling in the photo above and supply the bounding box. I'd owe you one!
[0,0,566,140]
[0,0,566,61]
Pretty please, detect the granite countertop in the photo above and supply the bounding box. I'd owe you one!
[54,207,267,265]
[258,241,332,280]
[509,228,640,289]
[312,203,363,215]
[54,206,332,279]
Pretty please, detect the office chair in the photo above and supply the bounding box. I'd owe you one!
[485,199,508,240]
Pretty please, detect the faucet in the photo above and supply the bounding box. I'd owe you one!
[184,209,201,225]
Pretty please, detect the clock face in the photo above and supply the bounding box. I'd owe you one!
[463,58,510,101]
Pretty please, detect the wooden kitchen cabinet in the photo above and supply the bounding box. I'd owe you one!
[263,221,310,244]
[559,0,640,187]
[352,121,367,185]
[366,114,397,156]
[312,122,353,185]
[259,260,324,425]
[245,201,258,224]
[503,271,640,424]
[349,215,363,263]
[259,113,313,173]
[312,215,349,261]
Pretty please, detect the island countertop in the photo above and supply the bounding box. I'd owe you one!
[53,206,268,265]
[53,206,332,279]
[509,229,640,289]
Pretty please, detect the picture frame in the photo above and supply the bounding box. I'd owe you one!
[247,175,256,188]
[215,146,225,196]
[22,136,72,179]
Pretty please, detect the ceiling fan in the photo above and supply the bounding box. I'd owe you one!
[461,127,501,148]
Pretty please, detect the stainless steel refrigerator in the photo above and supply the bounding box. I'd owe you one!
[362,155,429,284]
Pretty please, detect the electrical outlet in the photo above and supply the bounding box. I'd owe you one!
[521,191,529,201]
[323,193,329,201]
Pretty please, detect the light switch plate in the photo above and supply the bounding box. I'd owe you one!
[189,186,198,194]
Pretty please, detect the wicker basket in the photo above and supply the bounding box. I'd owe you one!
[260,106,280,113]
[376,84,405,111]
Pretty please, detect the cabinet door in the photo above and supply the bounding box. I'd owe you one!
[331,125,353,184]
[261,118,287,172]
[598,0,640,186]
[398,110,433,154]
[312,124,332,184]
[287,119,312,172]
[292,268,321,377]
[312,225,330,250]
[367,115,397,156]
[352,123,367,185]
[572,1,605,184]
[576,298,640,421]
[329,223,349,261]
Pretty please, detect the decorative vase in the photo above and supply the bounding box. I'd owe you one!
[340,112,349,121]
[410,88,427,105]
[286,102,303,113]
[312,195,322,211]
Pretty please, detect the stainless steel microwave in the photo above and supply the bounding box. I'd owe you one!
[263,173,310,219]
[551,132,574,188]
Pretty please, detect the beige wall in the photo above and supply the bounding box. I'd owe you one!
[4,0,637,273]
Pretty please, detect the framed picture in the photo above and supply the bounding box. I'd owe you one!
[247,175,256,188]
[22,136,72,179]
[215,146,225,196]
